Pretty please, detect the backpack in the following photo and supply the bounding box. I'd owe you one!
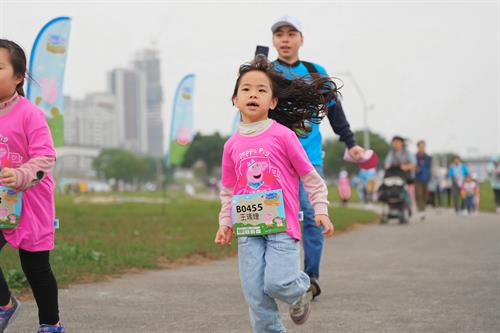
[302,61,320,78]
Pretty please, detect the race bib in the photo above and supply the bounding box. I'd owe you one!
[0,186,22,229]
[232,189,287,237]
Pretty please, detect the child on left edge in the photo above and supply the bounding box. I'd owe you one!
[0,39,65,333]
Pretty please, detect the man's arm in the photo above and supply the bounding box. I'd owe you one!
[326,100,365,161]
[312,62,364,160]
[401,153,416,171]
[309,62,356,149]
[326,100,356,149]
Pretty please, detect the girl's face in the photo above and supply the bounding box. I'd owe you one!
[233,70,277,124]
[0,48,22,101]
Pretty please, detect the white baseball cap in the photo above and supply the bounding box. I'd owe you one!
[271,16,303,34]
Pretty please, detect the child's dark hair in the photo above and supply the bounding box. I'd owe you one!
[0,39,27,96]
[232,55,339,135]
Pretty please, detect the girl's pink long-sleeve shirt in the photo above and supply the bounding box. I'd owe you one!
[218,119,329,240]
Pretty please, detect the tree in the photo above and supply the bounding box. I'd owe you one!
[182,132,228,173]
[142,156,165,182]
[92,148,149,182]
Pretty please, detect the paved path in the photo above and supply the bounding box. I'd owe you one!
[10,209,500,332]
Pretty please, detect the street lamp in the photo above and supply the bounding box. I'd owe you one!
[336,72,373,149]
[365,104,375,149]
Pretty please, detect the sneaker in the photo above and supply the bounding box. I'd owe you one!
[0,296,20,333]
[289,289,313,325]
[309,277,322,300]
[38,323,66,332]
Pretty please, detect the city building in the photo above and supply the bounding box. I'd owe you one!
[133,48,165,157]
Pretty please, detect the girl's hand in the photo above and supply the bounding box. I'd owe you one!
[1,168,17,188]
[315,215,335,238]
[214,225,233,246]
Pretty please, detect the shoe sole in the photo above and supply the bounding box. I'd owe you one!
[290,302,311,325]
[1,300,20,333]
[310,279,322,299]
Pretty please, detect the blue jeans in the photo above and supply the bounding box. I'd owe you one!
[464,195,475,213]
[238,233,310,333]
[299,164,325,279]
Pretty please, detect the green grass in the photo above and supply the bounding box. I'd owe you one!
[68,190,166,198]
[328,186,362,204]
[328,206,378,232]
[1,193,377,294]
[479,183,496,212]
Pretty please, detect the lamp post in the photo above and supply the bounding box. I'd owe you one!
[336,72,373,149]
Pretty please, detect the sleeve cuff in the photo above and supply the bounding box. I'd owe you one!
[313,203,329,216]
[219,218,233,228]
[13,169,27,191]
[344,137,356,149]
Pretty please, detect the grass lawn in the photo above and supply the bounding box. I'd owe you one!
[479,183,496,212]
[1,192,377,294]
[329,206,378,231]
[328,186,362,204]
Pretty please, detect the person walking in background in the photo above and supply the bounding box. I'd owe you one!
[359,167,377,205]
[428,171,439,208]
[448,156,469,214]
[337,170,351,207]
[487,157,500,213]
[440,166,452,208]
[351,175,364,203]
[415,140,432,220]
[472,173,481,214]
[384,136,416,212]
[461,175,479,215]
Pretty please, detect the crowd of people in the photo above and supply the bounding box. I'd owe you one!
[338,138,500,217]
[0,13,498,333]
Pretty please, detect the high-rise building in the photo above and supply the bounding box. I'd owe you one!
[133,49,164,157]
[108,68,148,154]
[83,93,118,147]
[59,93,118,178]
[64,93,118,148]
[63,95,78,145]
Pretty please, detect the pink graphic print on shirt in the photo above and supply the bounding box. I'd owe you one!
[235,149,281,195]
[0,136,24,169]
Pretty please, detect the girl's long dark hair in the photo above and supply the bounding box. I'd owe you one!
[0,39,27,97]
[232,55,340,135]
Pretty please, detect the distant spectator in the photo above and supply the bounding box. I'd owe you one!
[337,170,351,206]
[384,136,416,209]
[487,157,500,213]
[415,140,432,220]
[448,156,469,213]
[461,175,478,215]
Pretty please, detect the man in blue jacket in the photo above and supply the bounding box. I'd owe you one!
[270,16,365,299]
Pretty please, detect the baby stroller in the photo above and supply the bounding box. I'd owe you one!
[378,166,411,224]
